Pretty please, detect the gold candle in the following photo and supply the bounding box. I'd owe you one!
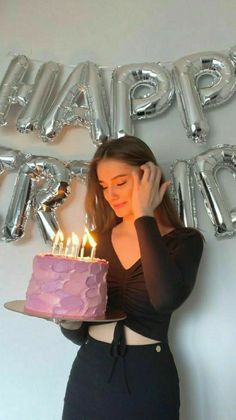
[71,232,79,258]
[80,230,88,258]
[86,228,97,260]
[58,231,64,255]
[64,237,71,257]
[52,230,61,255]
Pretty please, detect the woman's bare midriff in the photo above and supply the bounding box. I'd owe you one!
[88,322,161,345]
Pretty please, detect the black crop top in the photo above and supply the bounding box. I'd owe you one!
[61,216,204,345]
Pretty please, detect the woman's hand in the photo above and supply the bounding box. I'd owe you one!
[131,162,172,219]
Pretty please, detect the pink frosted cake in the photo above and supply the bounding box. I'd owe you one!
[25,254,108,319]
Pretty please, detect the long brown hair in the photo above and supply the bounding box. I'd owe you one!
[85,135,185,234]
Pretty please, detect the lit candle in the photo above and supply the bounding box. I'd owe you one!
[71,232,80,258]
[58,231,64,255]
[86,228,97,260]
[64,237,71,257]
[80,230,88,258]
[52,230,60,254]
[90,246,96,259]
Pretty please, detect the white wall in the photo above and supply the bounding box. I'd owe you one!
[1,1,236,419]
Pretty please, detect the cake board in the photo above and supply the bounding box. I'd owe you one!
[4,300,127,322]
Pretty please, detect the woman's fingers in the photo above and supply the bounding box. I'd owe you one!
[140,162,162,196]
[140,162,158,184]
[143,162,171,205]
[132,162,171,214]
[153,164,162,186]
[159,180,172,202]
[139,163,150,183]
[132,168,140,187]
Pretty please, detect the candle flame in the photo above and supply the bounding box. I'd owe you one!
[53,230,61,246]
[71,232,79,246]
[85,227,97,248]
[59,230,64,242]
[82,230,88,246]
[66,237,71,246]
[53,230,64,248]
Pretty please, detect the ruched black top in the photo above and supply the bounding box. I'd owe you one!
[61,216,204,345]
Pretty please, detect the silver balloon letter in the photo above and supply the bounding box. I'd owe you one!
[40,61,110,145]
[173,51,236,143]
[171,160,197,227]
[0,55,29,126]
[193,145,236,237]
[16,61,60,133]
[2,156,71,243]
[0,146,26,174]
[0,146,27,232]
[111,63,174,138]
[66,160,90,184]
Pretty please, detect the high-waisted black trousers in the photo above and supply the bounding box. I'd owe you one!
[62,323,180,420]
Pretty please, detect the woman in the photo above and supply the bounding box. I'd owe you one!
[60,136,204,420]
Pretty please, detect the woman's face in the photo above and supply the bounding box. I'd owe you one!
[97,158,140,220]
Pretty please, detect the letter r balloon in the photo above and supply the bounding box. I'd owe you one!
[2,157,71,243]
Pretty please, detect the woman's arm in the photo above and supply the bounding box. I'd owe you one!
[134,216,204,313]
[60,321,89,345]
